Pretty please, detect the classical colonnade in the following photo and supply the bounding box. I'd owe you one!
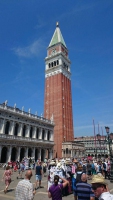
[0,144,53,163]
[0,118,53,141]
[0,103,54,163]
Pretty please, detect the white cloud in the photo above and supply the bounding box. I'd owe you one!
[13,38,45,58]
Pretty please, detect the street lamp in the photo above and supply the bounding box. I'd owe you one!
[105,126,113,183]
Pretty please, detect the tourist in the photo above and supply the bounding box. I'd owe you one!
[87,161,92,179]
[15,170,35,200]
[35,161,43,189]
[48,175,69,200]
[74,173,95,200]
[76,163,83,184]
[91,173,113,200]
[2,165,12,194]
[17,161,24,179]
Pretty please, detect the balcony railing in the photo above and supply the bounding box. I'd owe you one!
[0,134,54,144]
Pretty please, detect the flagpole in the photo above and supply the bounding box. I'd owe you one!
[93,119,96,156]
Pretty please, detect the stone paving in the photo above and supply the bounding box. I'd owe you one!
[0,168,113,200]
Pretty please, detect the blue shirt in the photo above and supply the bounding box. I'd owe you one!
[74,182,94,200]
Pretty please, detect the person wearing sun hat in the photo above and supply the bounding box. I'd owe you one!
[91,173,113,200]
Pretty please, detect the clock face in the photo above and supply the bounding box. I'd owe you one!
[51,49,56,55]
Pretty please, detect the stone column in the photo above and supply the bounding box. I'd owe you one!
[45,149,47,159]
[62,149,64,158]
[7,146,12,162]
[38,148,41,160]
[32,147,35,158]
[44,130,48,140]
[25,125,30,138]
[50,131,53,141]
[18,123,23,137]
[25,147,28,158]
[49,149,53,159]
[71,149,73,158]
[39,128,42,140]
[0,119,6,134]
[32,127,36,139]
[0,119,3,133]
[9,121,15,135]
[16,147,20,161]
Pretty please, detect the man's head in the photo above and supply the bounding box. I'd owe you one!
[91,174,107,198]
[81,173,87,182]
[25,170,33,180]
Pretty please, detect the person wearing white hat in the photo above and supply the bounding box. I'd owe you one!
[91,174,113,200]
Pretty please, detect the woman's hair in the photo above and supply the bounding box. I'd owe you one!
[6,165,10,170]
[54,175,59,185]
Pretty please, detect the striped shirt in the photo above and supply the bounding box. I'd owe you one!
[15,179,34,200]
[74,182,94,200]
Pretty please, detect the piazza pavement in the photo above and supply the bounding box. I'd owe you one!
[0,168,113,200]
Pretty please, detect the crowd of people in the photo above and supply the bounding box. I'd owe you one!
[1,156,113,200]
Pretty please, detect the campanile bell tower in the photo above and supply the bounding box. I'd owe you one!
[44,22,74,158]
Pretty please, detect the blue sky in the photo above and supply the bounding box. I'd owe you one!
[0,0,113,137]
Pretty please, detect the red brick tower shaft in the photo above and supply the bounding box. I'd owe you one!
[44,23,74,158]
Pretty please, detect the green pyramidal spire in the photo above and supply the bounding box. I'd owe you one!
[49,22,67,48]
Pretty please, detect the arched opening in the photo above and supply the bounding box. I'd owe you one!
[41,149,45,161]
[30,127,33,138]
[98,154,101,158]
[66,148,68,156]
[5,121,10,135]
[11,147,17,161]
[28,148,32,158]
[42,129,45,140]
[35,149,38,161]
[57,60,59,65]
[1,147,7,163]
[14,123,19,136]
[49,63,51,68]
[54,61,56,66]
[22,125,26,137]
[20,148,25,161]
[47,130,50,141]
[36,128,39,139]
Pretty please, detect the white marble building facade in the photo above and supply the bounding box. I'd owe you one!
[0,102,54,163]
[62,141,85,158]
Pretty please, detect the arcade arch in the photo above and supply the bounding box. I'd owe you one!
[28,148,32,158]
[20,148,25,161]
[1,147,7,163]
[11,147,17,161]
